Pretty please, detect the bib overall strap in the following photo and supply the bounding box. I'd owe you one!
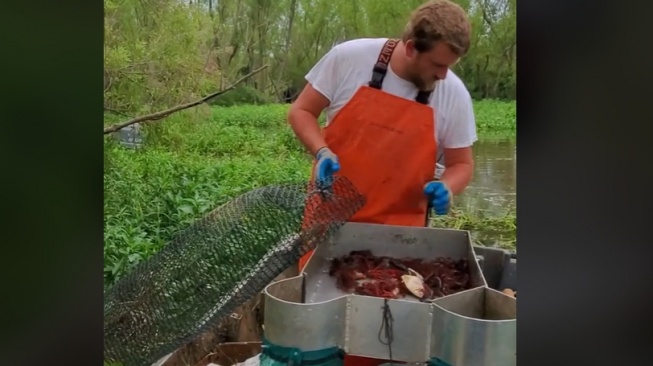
[368,38,399,90]
[368,38,434,105]
[415,90,433,104]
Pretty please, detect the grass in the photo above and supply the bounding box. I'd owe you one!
[104,100,516,287]
[430,207,516,250]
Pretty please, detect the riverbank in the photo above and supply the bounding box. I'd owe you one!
[103,100,516,286]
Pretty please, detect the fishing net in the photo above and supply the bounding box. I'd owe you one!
[104,176,365,366]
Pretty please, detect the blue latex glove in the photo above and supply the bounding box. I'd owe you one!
[424,181,452,215]
[315,147,340,186]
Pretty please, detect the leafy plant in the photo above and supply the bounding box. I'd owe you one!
[104,101,516,287]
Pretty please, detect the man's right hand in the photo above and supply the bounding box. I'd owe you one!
[315,147,340,184]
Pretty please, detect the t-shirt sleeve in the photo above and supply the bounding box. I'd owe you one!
[439,85,478,149]
[305,46,340,103]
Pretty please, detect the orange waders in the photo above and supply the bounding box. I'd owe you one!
[299,39,438,366]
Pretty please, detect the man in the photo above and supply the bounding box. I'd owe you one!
[289,1,476,361]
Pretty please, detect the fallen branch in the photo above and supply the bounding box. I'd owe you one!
[103,64,269,134]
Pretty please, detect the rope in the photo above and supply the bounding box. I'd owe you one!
[377,298,395,361]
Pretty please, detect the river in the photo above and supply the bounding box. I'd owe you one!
[457,137,516,217]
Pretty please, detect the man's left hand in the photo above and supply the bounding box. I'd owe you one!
[424,181,452,215]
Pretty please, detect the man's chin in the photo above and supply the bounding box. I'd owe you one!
[416,80,437,91]
[410,79,428,90]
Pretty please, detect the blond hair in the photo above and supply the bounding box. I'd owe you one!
[402,0,472,56]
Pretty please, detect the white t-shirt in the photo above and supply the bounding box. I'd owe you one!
[305,38,478,167]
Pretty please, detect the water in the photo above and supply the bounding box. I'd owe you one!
[457,138,516,217]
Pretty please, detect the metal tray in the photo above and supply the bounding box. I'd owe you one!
[263,222,516,365]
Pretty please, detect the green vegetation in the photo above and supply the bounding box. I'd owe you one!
[473,99,516,134]
[103,0,516,288]
[103,2,516,366]
[104,101,515,286]
[430,207,516,249]
[104,0,515,116]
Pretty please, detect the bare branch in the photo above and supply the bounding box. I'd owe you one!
[103,64,269,135]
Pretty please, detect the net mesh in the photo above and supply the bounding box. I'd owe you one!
[103,177,365,366]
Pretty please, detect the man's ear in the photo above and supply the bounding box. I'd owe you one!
[404,39,416,58]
